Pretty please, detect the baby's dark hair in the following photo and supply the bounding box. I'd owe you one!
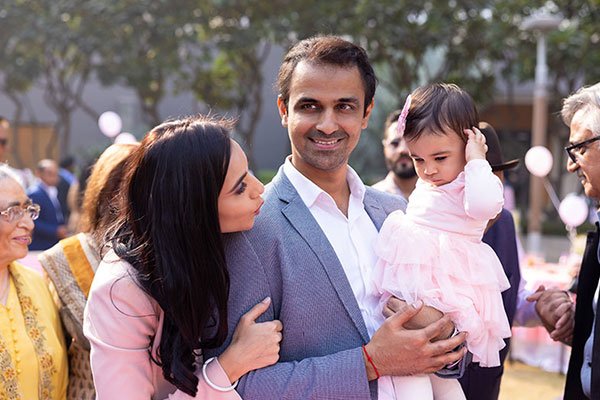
[404,83,478,143]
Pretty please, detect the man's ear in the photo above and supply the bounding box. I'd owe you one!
[277,96,288,127]
[362,99,375,129]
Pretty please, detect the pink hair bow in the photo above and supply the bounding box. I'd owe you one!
[396,94,412,138]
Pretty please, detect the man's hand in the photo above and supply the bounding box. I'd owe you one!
[383,297,454,341]
[526,285,574,345]
[364,300,467,380]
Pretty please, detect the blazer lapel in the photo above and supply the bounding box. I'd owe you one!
[273,169,371,343]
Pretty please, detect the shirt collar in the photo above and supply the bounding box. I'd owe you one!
[283,156,366,209]
[39,181,57,195]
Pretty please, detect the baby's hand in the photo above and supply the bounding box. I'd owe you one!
[464,127,488,162]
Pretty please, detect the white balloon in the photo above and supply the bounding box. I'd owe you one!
[114,132,138,144]
[525,146,553,177]
[98,111,122,138]
[559,193,588,227]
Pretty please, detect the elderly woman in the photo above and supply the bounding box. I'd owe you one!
[0,163,68,399]
[38,144,137,399]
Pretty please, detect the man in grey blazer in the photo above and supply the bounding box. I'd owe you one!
[207,35,467,399]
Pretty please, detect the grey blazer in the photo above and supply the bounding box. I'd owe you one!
[206,166,405,400]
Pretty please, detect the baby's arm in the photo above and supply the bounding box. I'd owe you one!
[383,297,455,342]
[463,127,504,221]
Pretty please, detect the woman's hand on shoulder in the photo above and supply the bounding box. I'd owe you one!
[217,297,282,383]
[465,127,488,162]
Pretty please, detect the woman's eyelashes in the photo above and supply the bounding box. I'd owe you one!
[235,181,247,195]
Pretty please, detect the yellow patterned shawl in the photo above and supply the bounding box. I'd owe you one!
[38,233,100,400]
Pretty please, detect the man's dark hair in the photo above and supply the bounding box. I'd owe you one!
[277,35,377,115]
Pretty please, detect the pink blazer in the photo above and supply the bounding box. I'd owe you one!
[83,251,242,400]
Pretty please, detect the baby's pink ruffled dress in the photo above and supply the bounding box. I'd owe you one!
[374,159,511,367]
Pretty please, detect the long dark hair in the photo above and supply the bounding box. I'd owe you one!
[112,115,232,396]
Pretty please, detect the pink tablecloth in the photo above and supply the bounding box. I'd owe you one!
[510,261,573,373]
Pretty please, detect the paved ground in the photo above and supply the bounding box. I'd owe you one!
[500,361,565,400]
[499,235,572,399]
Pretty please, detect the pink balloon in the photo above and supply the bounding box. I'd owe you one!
[559,194,588,227]
[525,146,553,177]
[114,132,138,144]
[98,111,122,138]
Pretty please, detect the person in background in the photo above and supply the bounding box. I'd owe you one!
[0,117,11,164]
[65,158,96,234]
[0,163,68,399]
[561,82,600,399]
[28,159,68,250]
[0,117,33,188]
[58,156,77,186]
[84,115,283,399]
[458,121,574,400]
[57,155,78,224]
[38,143,137,399]
[372,108,418,200]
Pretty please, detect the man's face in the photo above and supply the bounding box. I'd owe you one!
[383,121,416,179]
[278,61,373,179]
[566,109,600,200]
[39,163,60,187]
[0,124,9,162]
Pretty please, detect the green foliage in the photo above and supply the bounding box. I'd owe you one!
[255,169,277,184]
[0,0,598,168]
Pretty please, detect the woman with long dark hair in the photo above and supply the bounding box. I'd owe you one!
[83,115,282,399]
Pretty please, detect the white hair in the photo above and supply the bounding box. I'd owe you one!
[0,163,25,189]
[561,82,600,136]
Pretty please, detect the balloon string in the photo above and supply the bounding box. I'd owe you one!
[542,177,579,243]
[542,177,561,212]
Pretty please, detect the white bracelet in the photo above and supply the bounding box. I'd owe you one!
[202,357,239,392]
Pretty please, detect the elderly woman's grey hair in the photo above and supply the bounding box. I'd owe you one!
[0,163,24,189]
[561,83,600,135]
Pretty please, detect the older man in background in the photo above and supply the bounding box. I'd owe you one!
[561,82,600,400]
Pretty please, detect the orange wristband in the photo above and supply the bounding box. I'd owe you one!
[362,345,380,379]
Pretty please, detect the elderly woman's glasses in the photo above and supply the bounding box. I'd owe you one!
[565,136,600,163]
[0,203,40,223]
